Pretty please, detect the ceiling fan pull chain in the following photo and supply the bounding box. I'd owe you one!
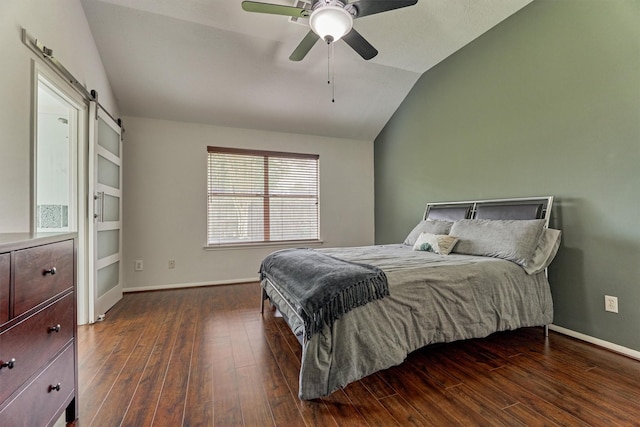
[326,40,335,103]
[327,40,331,85]
[331,41,335,103]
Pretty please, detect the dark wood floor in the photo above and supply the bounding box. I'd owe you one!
[75,283,640,426]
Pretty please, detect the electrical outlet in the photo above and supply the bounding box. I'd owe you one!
[604,295,618,313]
[134,260,144,271]
[168,259,176,269]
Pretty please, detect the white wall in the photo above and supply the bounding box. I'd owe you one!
[122,117,375,290]
[0,0,117,232]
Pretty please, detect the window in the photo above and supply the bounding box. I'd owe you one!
[207,146,319,245]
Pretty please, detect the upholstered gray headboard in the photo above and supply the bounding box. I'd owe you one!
[424,196,553,226]
[426,204,473,221]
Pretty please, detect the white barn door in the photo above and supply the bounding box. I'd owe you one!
[88,101,123,322]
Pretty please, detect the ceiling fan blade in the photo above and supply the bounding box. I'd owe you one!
[241,1,310,18]
[348,0,418,18]
[289,30,320,61]
[342,29,378,60]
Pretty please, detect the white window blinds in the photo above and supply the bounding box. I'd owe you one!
[207,147,320,245]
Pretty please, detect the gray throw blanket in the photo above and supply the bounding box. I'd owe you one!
[259,248,389,338]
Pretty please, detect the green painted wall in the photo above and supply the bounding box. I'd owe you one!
[374,0,640,351]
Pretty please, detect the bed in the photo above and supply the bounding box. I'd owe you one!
[260,196,560,400]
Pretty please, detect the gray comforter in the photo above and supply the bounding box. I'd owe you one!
[261,244,554,400]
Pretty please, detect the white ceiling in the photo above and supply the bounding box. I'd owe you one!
[80,0,532,141]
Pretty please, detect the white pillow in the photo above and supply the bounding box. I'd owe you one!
[412,232,459,255]
[403,220,453,246]
[524,228,561,274]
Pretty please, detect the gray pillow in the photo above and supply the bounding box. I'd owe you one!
[450,219,546,266]
[403,220,453,246]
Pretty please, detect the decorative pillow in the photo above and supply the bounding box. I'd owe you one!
[450,219,545,266]
[524,228,562,274]
[403,220,453,246]
[412,232,459,255]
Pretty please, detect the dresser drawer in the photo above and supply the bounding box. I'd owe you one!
[13,240,74,316]
[0,253,8,324]
[0,344,75,427]
[0,292,74,403]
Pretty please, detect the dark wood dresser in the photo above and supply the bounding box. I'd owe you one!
[0,233,77,426]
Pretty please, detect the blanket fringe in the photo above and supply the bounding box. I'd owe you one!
[306,271,388,338]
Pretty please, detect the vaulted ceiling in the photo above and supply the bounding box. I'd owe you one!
[81,0,532,140]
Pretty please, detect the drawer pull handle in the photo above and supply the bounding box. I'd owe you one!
[49,383,61,392]
[43,267,57,276]
[49,324,61,333]
[0,358,16,370]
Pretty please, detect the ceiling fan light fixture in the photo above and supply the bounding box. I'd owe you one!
[309,5,353,43]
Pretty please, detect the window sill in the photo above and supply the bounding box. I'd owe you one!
[203,239,324,251]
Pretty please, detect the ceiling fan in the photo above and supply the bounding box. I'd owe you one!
[241,0,418,61]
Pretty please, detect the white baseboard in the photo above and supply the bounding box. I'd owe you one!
[550,324,640,361]
[123,277,259,293]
